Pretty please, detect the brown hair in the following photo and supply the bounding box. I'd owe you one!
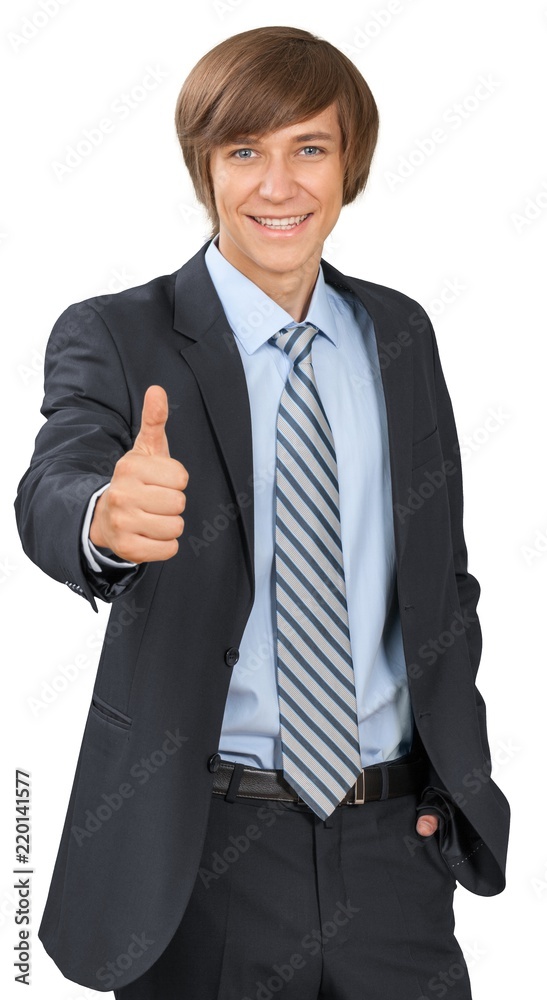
[174,25,379,240]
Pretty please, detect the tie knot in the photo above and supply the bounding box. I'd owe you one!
[269,322,319,367]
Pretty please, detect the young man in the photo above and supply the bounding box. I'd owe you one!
[15,25,509,999]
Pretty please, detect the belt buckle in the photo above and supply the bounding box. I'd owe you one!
[348,770,366,805]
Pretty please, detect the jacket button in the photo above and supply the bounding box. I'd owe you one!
[225,647,239,667]
[207,753,221,772]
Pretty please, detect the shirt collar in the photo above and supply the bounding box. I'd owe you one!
[204,235,339,354]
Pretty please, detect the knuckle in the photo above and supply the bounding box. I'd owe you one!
[109,508,125,531]
[130,540,148,564]
[115,452,133,474]
[107,486,126,509]
[172,460,189,488]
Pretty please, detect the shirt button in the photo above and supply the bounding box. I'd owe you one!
[224,647,239,667]
[207,753,221,772]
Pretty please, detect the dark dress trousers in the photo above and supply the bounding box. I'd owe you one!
[14,239,510,992]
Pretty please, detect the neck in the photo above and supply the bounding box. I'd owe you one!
[214,235,321,322]
[259,268,318,322]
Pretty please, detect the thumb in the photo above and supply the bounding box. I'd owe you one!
[132,385,170,457]
[416,814,439,837]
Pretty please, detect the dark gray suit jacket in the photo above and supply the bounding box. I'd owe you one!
[14,240,510,991]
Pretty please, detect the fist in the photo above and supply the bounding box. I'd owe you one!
[89,385,189,563]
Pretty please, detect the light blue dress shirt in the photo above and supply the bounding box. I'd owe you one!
[83,237,414,769]
[205,238,412,768]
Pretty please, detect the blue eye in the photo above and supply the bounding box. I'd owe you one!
[230,145,324,159]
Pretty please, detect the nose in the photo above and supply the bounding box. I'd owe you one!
[257,156,300,202]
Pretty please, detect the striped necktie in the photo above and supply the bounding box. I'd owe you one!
[268,322,362,820]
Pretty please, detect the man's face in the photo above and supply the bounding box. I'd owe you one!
[208,102,344,288]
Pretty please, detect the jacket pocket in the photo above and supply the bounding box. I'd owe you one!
[411,425,442,471]
[90,693,132,731]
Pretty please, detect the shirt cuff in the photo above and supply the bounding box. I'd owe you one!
[82,483,138,572]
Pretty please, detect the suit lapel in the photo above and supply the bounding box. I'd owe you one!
[172,243,256,599]
[172,242,414,600]
[319,257,414,563]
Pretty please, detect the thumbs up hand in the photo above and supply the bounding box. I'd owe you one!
[131,384,172,459]
[89,386,189,563]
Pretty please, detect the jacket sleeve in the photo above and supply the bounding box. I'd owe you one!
[414,311,493,850]
[14,301,147,612]
[425,310,491,766]
[431,323,482,676]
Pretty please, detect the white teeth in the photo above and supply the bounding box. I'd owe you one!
[253,214,309,229]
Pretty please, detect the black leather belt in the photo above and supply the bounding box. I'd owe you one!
[212,752,428,807]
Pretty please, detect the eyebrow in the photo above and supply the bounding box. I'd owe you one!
[228,131,336,144]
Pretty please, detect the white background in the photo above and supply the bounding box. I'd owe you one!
[1,0,545,997]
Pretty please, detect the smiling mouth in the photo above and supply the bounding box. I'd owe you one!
[251,213,311,230]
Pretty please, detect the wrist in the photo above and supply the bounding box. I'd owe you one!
[89,493,108,548]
